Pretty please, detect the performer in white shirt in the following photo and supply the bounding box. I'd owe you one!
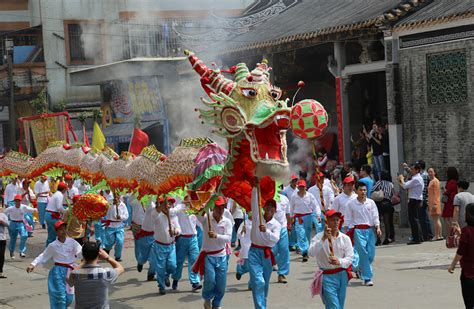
[129,194,145,263]
[27,221,82,308]
[345,181,381,286]
[283,175,299,252]
[45,182,68,246]
[290,179,320,262]
[248,180,281,309]
[228,199,244,249]
[103,194,129,262]
[19,179,36,237]
[34,175,50,229]
[135,198,157,281]
[4,195,37,258]
[272,193,291,283]
[0,211,9,278]
[5,178,20,207]
[235,214,252,288]
[151,196,181,295]
[281,175,298,198]
[169,197,202,291]
[308,210,353,309]
[63,174,79,207]
[308,173,335,211]
[193,196,232,309]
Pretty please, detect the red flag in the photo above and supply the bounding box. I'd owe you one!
[83,125,90,147]
[129,128,149,155]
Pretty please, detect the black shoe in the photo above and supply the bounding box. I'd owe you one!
[115,258,122,262]
[104,249,110,254]
[147,274,155,281]
[382,239,390,245]
[289,246,296,252]
[165,277,170,287]
[159,288,166,295]
[42,224,46,229]
[192,283,202,291]
[172,279,178,290]
[407,241,421,245]
[20,253,26,258]
[137,264,143,272]
[231,242,236,247]
[302,255,308,262]
[236,273,242,280]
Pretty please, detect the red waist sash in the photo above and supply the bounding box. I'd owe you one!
[55,262,74,270]
[251,244,276,266]
[135,229,154,240]
[192,248,225,277]
[322,266,353,280]
[354,224,371,229]
[294,213,311,224]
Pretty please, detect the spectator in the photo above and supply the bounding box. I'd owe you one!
[442,167,459,231]
[381,122,390,172]
[0,209,8,278]
[350,129,368,167]
[68,241,124,308]
[448,203,474,309]
[372,171,395,245]
[418,160,433,241]
[359,165,374,199]
[366,144,373,167]
[368,124,384,180]
[453,181,474,228]
[428,168,443,241]
[399,163,424,245]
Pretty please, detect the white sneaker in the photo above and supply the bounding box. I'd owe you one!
[204,300,211,309]
[364,280,374,286]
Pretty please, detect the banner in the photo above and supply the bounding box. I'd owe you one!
[19,113,69,154]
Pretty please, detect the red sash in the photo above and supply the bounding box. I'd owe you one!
[155,240,174,246]
[101,219,121,227]
[176,234,195,240]
[251,244,276,266]
[322,266,353,281]
[192,248,225,277]
[55,262,74,270]
[354,224,371,229]
[135,229,154,240]
[46,210,61,220]
[294,213,311,225]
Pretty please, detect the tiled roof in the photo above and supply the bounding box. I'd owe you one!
[394,0,474,30]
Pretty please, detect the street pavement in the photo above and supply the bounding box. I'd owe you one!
[0,226,465,308]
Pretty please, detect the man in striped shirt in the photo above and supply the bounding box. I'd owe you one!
[68,241,124,308]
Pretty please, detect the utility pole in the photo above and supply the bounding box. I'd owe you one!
[5,39,15,150]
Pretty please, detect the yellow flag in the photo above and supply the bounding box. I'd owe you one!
[91,122,106,151]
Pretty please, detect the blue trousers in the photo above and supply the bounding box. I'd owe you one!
[248,246,273,309]
[236,259,252,289]
[295,215,313,255]
[288,222,297,248]
[94,221,104,244]
[25,213,34,235]
[45,212,59,247]
[196,226,203,250]
[125,200,132,226]
[48,265,74,309]
[103,226,125,259]
[354,228,375,281]
[136,235,156,276]
[321,270,349,309]
[37,202,47,225]
[273,228,290,276]
[172,235,200,284]
[152,242,176,290]
[202,255,228,307]
[8,221,28,254]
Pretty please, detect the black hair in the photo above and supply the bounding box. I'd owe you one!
[82,241,100,262]
[355,181,367,190]
[412,163,421,171]
[457,180,470,190]
[417,160,426,170]
[446,167,459,182]
[380,171,392,182]
[361,164,372,175]
[466,203,474,227]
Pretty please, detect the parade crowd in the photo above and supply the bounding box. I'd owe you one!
[0,165,473,309]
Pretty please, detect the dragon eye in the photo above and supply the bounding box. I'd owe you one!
[241,88,258,98]
[269,86,282,100]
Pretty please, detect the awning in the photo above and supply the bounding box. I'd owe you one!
[103,121,156,144]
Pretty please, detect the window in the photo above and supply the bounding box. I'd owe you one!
[65,21,103,65]
[427,50,467,105]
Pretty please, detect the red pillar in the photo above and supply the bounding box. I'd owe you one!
[335,76,344,163]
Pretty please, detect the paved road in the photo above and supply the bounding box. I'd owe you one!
[0,226,464,308]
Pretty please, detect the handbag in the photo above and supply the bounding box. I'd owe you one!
[446,226,460,248]
[372,190,384,202]
[391,192,401,205]
[441,192,448,204]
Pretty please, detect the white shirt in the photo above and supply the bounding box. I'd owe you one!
[281,185,297,198]
[345,198,380,228]
[0,213,9,241]
[308,184,335,210]
[141,202,156,232]
[104,201,129,228]
[34,180,50,203]
[250,188,281,247]
[332,192,357,228]
[308,231,353,270]
[224,208,235,226]
[74,179,90,195]
[64,186,79,206]
[237,218,252,259]
[197,213,232,257]
[4,204,36,221]
[290,191,321,216]
[227,199,244,220]
[401,173,424,201]
[31,238,82,267]
[152,211,181,244]
[20,187,36,205]
[46,191,65,213]
[274,194,290,227]
[170,203,197,235]
[5,183,20,203]
[129,195,146,225]
[102,191,114,205]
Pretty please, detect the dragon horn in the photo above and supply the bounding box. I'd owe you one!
[184,50,235,96]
